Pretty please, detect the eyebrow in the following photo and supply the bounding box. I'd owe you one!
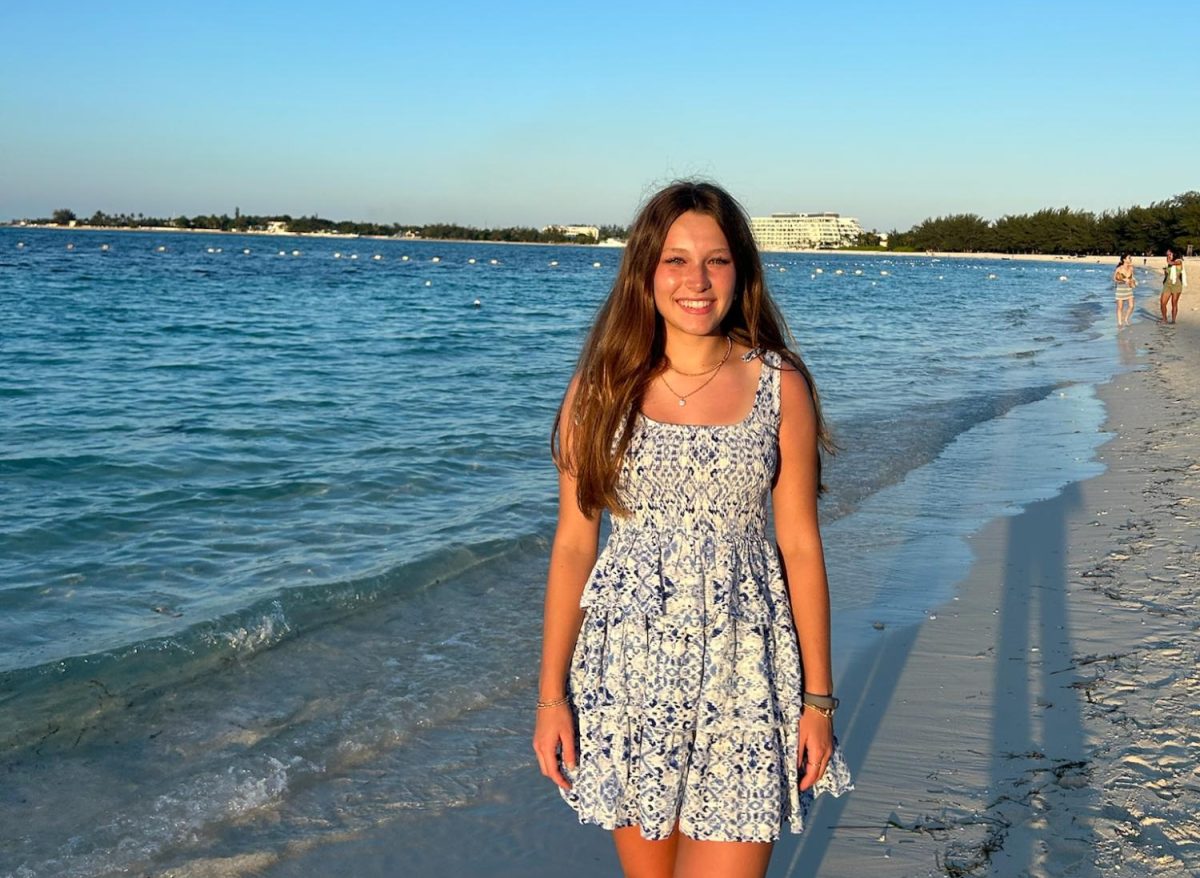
[663,246,732,254]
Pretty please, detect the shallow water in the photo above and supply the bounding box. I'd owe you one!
[0,227,1137,875]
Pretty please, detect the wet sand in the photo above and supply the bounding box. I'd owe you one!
[244,287,1199,878]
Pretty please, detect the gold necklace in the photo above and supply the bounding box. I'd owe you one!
[665,336,733,377]
[660,338,732,407]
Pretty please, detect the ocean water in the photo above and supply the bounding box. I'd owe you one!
[0,227,1138,876]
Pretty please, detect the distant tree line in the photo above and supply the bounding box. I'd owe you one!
[28,209,629,244]
[888,192,1200,255]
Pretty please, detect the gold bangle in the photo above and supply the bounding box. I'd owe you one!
[803,703,836,719]
[536,695,570,709]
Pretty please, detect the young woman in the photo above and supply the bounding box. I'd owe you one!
[1113,253,1137,327]
[533,181,851,878]
[1160,249,1186,325]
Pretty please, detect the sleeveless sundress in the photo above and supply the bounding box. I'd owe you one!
[560,349,853,843]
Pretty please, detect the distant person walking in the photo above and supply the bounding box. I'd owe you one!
[1160,249,1186,324]
[1113,253,1136,327]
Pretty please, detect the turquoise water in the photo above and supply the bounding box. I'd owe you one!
[0,226,1135,875]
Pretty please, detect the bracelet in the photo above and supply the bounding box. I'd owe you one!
[802,693,840,718]
[536,695,570,709]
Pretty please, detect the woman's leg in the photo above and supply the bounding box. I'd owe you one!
[1161,290,1171,322]
[674,836,775,878]
[613,825,680,878]
[1170,292,1182,322]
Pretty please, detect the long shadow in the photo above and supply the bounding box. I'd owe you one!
[772,619,921,876]
[990,481,1100,876]
[775,486,1104,876]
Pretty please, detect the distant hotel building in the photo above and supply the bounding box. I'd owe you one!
[750,213,864,251]
[543,224,599,240]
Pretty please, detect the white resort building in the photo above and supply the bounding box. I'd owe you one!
[750,213,865,251]
[543,224,600,240]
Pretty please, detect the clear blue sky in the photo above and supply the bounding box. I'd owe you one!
[1,1,1193,231]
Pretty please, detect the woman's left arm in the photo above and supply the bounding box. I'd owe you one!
[772,365,835,791]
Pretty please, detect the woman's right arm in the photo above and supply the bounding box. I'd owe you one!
[532,381,601,790]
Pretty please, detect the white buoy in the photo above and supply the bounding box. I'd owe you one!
[292,250,301,256]
[431,256,440,262]
[834,269,843,275]
[549,260,558,266]
[243,248,251,255]
[880,270,889,276]
[987,273,997,279]
[467,257,476,264]
[100,243,110,251]
[473,298,482,307]
[350,253,358,260]
[373,254,382,261]
[215,247,222,254]
[401,255,410,261]
[15,241,24,248]
[593,261,602,268]
[425,280,432,286]
[156,245,166,252]
[66,243,74,250]
[489,258,499,265]
[814,268,823,274]
[779,267,787,272]
[1058,275,1068,281]
[278,250,287,256]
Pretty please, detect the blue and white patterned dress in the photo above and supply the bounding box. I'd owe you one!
[561,349,853,843]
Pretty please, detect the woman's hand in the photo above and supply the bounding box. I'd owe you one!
[797,709,835,791]
[533,703,577,791]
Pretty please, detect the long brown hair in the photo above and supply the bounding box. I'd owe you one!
[552,180,833,517]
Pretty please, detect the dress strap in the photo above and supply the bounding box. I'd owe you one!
[743,348,782,429]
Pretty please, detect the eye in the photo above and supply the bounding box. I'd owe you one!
[663,256,686,265]
[709,257,732,266]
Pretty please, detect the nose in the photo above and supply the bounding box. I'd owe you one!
[685,262,711,291]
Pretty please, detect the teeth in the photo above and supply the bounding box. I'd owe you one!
[679,300,711,311]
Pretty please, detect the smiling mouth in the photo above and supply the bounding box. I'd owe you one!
[678,299,714,312]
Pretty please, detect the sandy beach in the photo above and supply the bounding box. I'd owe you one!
[219,269,1200,878]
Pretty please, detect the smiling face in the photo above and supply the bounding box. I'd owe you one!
[652,211,737,341]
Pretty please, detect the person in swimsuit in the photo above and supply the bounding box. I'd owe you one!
[533,181,851,878]
[1160,249,1186,324]
[1113,253,1136,327]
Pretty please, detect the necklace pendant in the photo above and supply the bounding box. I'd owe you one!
[678,398,686,407]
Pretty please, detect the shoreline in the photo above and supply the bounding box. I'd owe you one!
[249,289,1199,876]
[773,298,1199,875]
[1,224,623,248]
[10,226,1194,265]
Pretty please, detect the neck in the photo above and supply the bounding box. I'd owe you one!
[662,333,729,372]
